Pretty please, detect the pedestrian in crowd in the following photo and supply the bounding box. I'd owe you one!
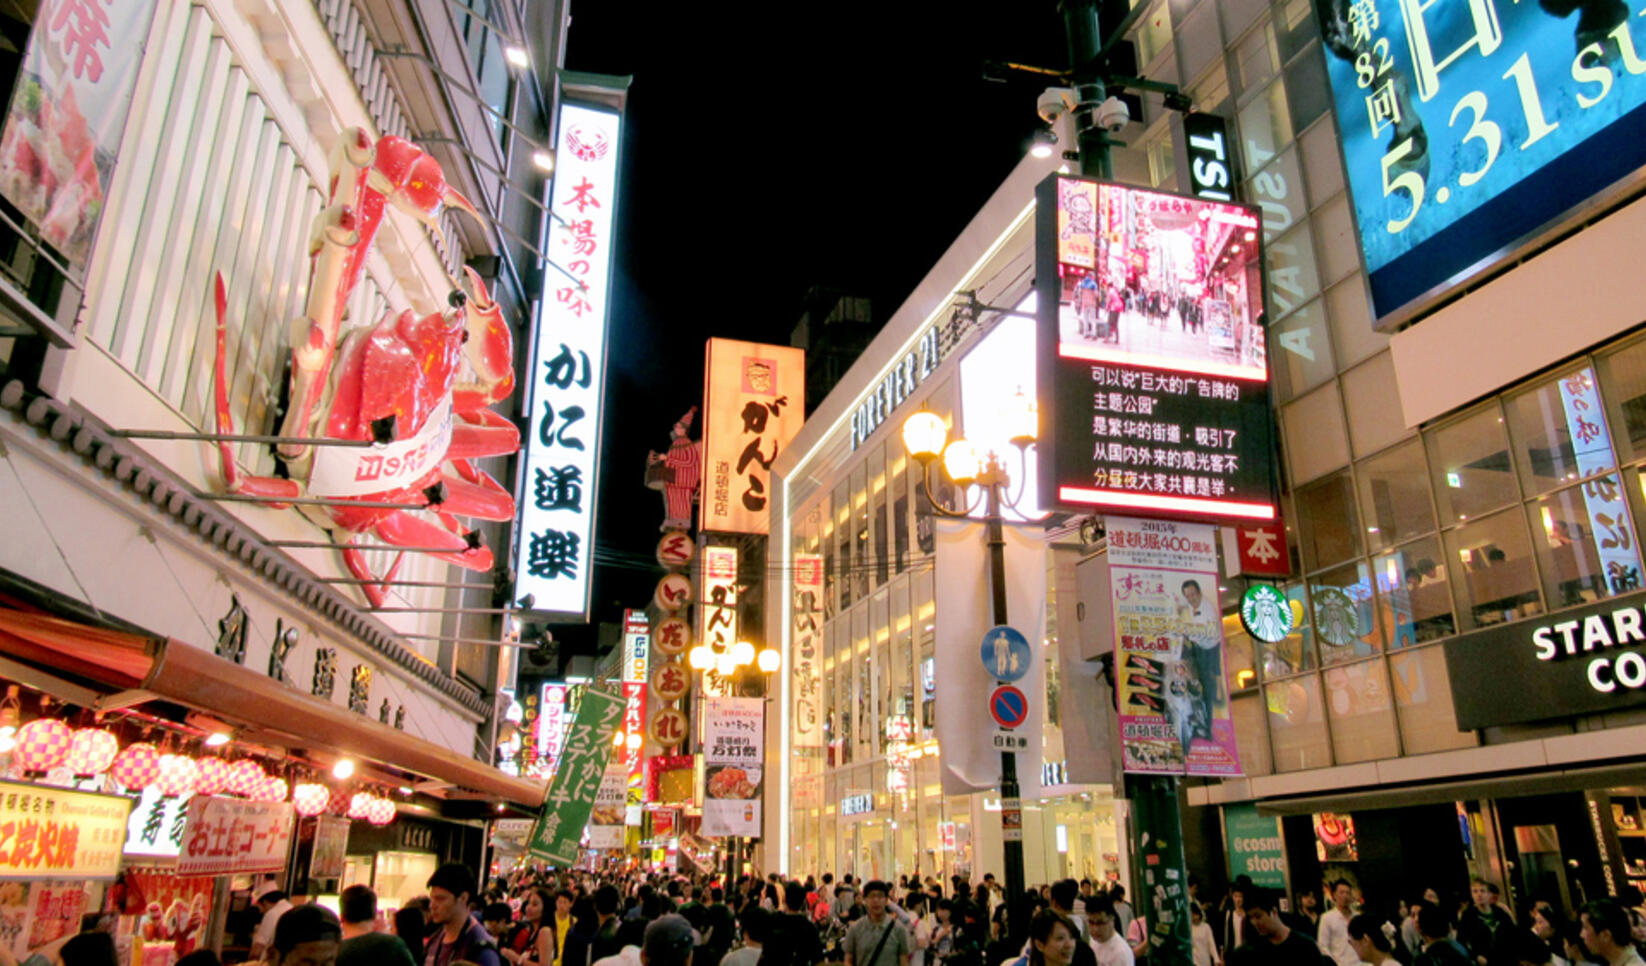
[764,880,825,966]
[1459,881,1513,966]
[267,905,341,966]
[1025,909,1081,966]
[252,890,297,962]
[1240,889,1322,966]
[1527,903,1568,966]
[1415,904,1471,966]
[485,904,518,945]
[500,888,553,966]
[844,880,912,966]
[1320,881,1359,966]
[1088,898,1133,966]
[339,884,416,966]
[1223,878,1254,958]
[643,915,696,966]
[424,863,502,966]
[905,893,933,966]
[1582,901,1646,966]
[1290,891,1322,943]
[0,931,118,966]
[1191,904,1221,966]
[591,886,626,963]
[1350,913,1399,966]
[1112,888,1136,938]
[718,907,764,966]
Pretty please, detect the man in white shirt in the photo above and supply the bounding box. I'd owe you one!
[251,889,295,961]
[1582,901,1646,966]
[1318,881,1359,966]
[1090,900,1135,966]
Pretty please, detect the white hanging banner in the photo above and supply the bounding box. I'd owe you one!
[700,697,763,837]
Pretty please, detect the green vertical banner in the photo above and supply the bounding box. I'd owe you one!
[1223,803,1287,889]
[528,687,625,865]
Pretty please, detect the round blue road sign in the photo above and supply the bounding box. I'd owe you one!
[979,625,1032,683]
[990,685,1029,729]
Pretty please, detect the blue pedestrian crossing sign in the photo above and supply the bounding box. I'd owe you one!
[990,685,1030,729]
[979,625,1032,683]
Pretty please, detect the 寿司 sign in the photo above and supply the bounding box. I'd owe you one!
[0,780,132,880]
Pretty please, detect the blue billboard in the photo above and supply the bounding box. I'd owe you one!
[1316,0,1646,325]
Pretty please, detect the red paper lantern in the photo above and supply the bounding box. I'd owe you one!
[194,756,229,795]
[348,792,374,820]
[292,782,329,817]
[226,760,265,797]
[14,718,72,772]
[155,754,198,797]
[110,742,161,790]
[367,797,396,826]
[64,728,119,776]
[262,777,288,803]
[327,786,352,816]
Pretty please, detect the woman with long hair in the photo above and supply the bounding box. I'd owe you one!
[1028,910,1079,966]
[501,888,554,966]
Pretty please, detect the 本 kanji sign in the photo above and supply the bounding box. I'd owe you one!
[1228,519,1290,577]
[700,339,805,534]
[176,796,294,876]
[514,100,623,620]
[0,781,130,880]
[0,0,159,263]
[527,686,623,866]
[701,697,764,838]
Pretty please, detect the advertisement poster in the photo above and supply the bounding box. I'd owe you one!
[175,797,293,876]
[1314,0,1646,322]
[527,687,624,866]
[310,815,349,880]
[586,762,627,850]
[699,339,805,534]
[123,871,215,960]
[1107,516,1242,775]
[701,697,764,837]
[0,0,158,262]
[1035,174,1275,524]
[0,781,130,880]
[0,880,89,960]
[1224,803,1286,889]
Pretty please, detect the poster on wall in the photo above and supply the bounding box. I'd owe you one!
[1035,175,1275,524]
[123,871,215,960]
[0,880,91,961]
[1107,516,1242,776]
[0,0,160,262]
[1313,0,1646,324]
[1314,811,1358,861]
[701,697,764,837]
[1223,803,1286,889]
[310,815,350,880]
[699,339,805,534]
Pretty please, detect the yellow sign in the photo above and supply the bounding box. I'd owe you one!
[699,339,805,534]
[0,780,132,880]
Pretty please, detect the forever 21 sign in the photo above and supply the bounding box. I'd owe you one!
[1444,589,1646,729]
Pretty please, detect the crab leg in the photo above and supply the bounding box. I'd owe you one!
[212,274,300,505]
[432,469,514,522]
[341,533,405,609]
[447,410,521,461]
[373,511,494,572]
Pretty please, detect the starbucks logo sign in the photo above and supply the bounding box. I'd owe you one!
[1240,584,1294,644]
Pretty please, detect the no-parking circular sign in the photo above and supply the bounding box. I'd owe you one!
[989,685,1029,730]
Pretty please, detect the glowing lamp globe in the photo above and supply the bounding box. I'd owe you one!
[756,648,781,673]
[261,777,288,803]
[687,646,712,671]
[942,439,981,487]
[64,728,119,776]
[110,742,161,790]
[901,410,947,463]
[226,760,265,797]
[194,756,230,796]
[729,640,755,667]
[348,792,374,820]
[367,796,396,826]
[14,718,71,772]
[155,754,199,797]
[292,782,329,817]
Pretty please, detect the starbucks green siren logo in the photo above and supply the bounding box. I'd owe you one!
[1240,584,1294,643]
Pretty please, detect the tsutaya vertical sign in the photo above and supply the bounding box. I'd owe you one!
[699,546,738,698]
[515,100,623,620]
[528,687,624,866]
[1107,516,1241,776]
[791,553,824,749]
[621,609,649,810]
[700,339,805,534]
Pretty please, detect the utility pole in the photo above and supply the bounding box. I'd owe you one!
[1056,3,1192,966]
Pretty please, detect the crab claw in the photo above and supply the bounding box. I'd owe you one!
[370,136,481,229]
[453,266,514,410]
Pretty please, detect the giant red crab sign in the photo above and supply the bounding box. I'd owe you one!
[212,128,520,608]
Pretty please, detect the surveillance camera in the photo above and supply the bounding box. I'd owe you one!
[1095,96,1130,133]
[1037,87,1079,124]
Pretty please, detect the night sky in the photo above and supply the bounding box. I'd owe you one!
[553,3,1071,647]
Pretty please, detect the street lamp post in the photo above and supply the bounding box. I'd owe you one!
[901,396,1036,928]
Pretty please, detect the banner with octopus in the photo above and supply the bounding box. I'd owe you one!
[0,0,157,263]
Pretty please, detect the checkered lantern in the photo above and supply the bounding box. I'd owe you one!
[226,759,265,797]
[15,718,72,772]
[64,728,118,776]
[194,756,229,795]
[110,742,161,790]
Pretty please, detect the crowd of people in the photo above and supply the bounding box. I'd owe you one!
[16,863,1646,966]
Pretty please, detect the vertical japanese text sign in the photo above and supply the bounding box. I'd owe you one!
[527,686,624,866]
[0,0,159,264]
[699,339,805,534]
[534,682,568,779]
[699,546,738,698]
[515,100,623,619]
[621,609,650,809]
[791,553,824,750]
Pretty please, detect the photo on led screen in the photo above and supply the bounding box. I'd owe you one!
[1052,178,1265,380]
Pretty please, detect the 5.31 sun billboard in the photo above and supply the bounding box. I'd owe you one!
[1035,174,1276,524]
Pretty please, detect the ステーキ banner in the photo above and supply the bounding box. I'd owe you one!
[527,687,623,865]
[701,697,763,837]
[1108,516,1241,776]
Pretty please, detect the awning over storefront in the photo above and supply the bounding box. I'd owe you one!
[0,608,544,807]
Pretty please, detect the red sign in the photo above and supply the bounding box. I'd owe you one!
[176,796,294,876]
[651,808,676,839]
[1234,518,1290,577]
